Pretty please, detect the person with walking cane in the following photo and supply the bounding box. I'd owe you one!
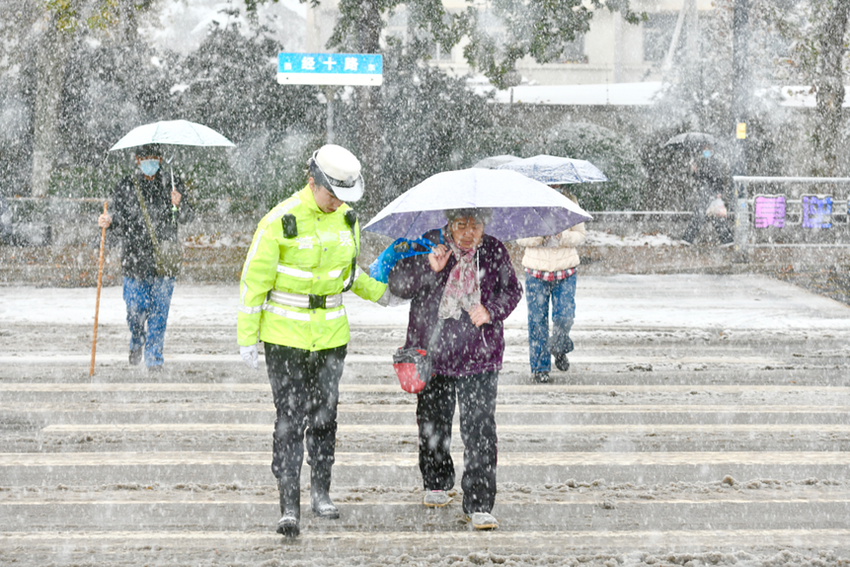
[90,201,109,377]
[97,143,193,372]
[237,144,388,537]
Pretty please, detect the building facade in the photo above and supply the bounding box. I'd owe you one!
[305,0,714,87]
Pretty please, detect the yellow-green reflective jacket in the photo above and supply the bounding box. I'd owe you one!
[237,186,387,350]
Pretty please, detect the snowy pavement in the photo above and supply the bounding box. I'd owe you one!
[2,275,850,566]
[3,273,850,331]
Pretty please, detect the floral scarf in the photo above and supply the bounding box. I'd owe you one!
[437,228,481,320]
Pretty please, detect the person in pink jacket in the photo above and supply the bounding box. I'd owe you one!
[515,189,586,383]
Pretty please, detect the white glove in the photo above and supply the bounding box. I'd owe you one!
[240,344,259,370]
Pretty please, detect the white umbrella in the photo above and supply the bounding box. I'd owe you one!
[471,154,521,169]
[363,168,592,241]
[496,154,607,184]
[109,120,235,151]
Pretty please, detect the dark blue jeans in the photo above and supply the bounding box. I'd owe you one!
[525,274,576,373]
[122,276,175,368]
[417,371,498,514]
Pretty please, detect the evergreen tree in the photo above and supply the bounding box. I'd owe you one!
[768,0,850,176]
[172,14,324,209]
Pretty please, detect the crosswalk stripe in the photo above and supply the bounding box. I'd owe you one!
[2,383,847,394]
[4,403,847,414]
[2,529,849,548]
[38,423,850,434]
[6,495,850,506]
[3,451,849,467]
[0,353,781,365]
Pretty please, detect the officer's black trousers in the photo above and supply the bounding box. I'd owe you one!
[416,371,499,514]
[265,343,347,480]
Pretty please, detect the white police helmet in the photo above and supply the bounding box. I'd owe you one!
[309,144,364,202]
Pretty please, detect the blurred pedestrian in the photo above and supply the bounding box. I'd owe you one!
[0,193,12,245]
[388,207,522,531]
[516,188,586,383]
[97,143,193,371]
[681,145,734,246]
[237,144,388,537]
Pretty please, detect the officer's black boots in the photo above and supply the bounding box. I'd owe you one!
[276,475,300,537]
[310,467,339,519]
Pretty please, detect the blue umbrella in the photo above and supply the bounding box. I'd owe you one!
[363,168,592,241]
[496,154,607,184]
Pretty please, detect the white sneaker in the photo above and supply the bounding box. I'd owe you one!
[468,511,498,530]
[423,490,451,507]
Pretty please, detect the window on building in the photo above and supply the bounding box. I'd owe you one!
[434,43,453,62]
[559,37,586,64]
[643,12,678,63]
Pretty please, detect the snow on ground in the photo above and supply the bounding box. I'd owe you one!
[4,247,850,565]
[584,229,684,247]
[2,274,849,334]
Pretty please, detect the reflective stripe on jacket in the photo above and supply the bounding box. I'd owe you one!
[237,185,387,350]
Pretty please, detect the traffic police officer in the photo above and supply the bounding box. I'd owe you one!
[237,145,387,537]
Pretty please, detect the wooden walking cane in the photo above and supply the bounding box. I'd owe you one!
[90,201,108,377]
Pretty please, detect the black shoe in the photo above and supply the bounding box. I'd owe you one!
[277,476,300,537]
[277,514,299,537]
[311,486,340,518]
[311,469,340,519]
[147,365,164,373]
[129,348,142,366]
[533,372,549,383]
[554,353,570,372]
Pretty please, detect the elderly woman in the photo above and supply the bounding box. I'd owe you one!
[388,208,522,530]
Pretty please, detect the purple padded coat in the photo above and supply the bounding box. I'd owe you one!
[388,228,523,377]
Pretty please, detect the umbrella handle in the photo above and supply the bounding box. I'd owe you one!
[90,201,108,377]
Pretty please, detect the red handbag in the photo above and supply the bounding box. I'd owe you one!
[392,348,432,394]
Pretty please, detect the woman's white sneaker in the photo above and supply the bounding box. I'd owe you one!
[468,512,498,530]
[423,490,451,507]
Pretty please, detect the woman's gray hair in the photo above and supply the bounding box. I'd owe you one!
[444,208,493,226]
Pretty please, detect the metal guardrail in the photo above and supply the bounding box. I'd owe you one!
[732,176,850,260]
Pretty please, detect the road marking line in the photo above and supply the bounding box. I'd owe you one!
[0,354,782,365]
[38,423,850,434]
[1,529,849,548]
[3,403,847,414]
[5,496,850,506]
[3,451,850,467]
[1,383,847,394]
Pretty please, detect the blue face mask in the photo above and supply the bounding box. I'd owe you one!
[139,159,161,177]
[702,150,713,159]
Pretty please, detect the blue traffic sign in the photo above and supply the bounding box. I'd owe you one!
[277,53,383,86]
